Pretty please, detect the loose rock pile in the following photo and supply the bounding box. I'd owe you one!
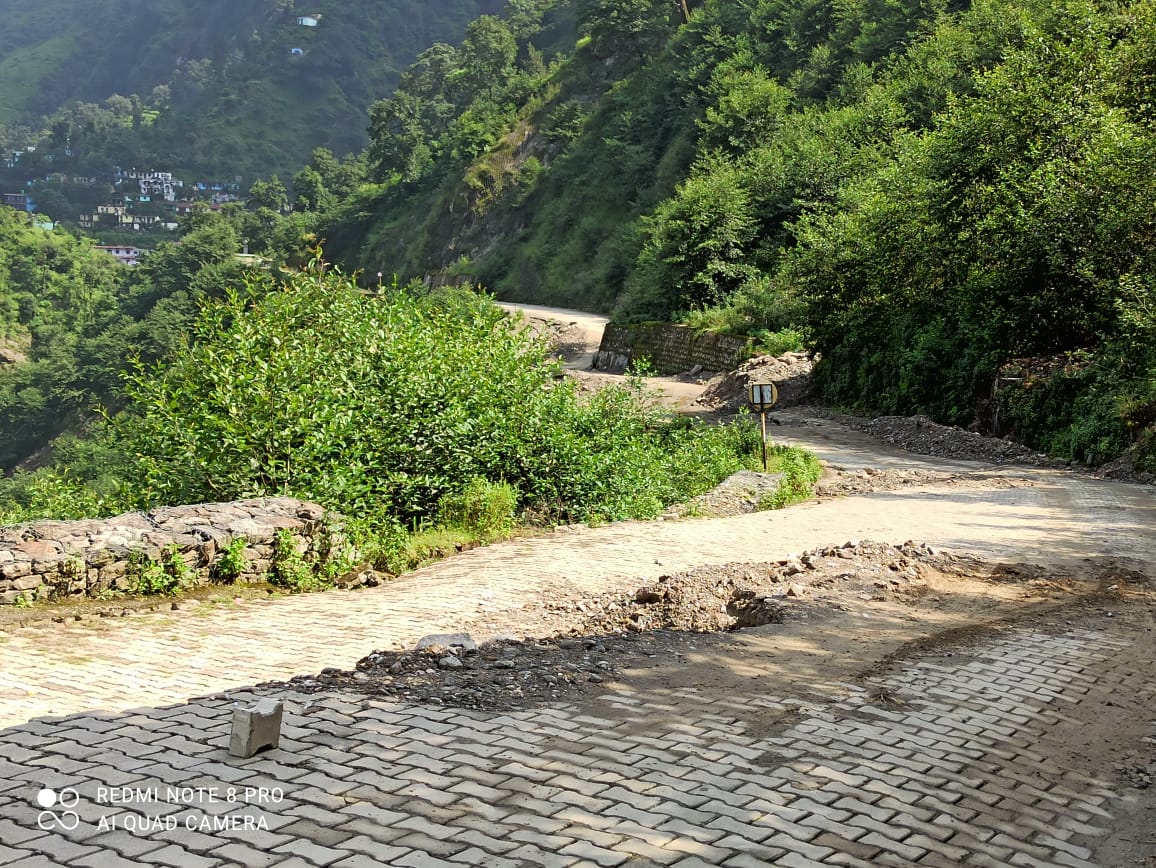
[1118,761,1154,790]
[813,467,1028,498]
[816,467,953,497]
[1096,447,1156,485]
[697,352,815,412]
[287,634,646,711]
[843,414,1056,466]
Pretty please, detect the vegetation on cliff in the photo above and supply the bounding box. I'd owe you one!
[313,0,1156,469]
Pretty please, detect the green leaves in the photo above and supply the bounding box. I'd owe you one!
[111,267,763,526]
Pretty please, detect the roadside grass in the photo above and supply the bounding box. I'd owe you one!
[749,445,824,510]
[366,439,824,575]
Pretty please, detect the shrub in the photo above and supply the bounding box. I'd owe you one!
[113,266,768,528]
[133,544,196,596]
[269,529,331,593]
[751,328,806,357]
[757,446,824,510]
[0,468,129,526]
[213,538,249,583]
[437,478,518,542]
[995,357,1141,466]
[342,512,409,574]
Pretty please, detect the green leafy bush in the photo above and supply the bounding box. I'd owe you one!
[213,538,250,583]
[750,329,805,358]
[269,529,331,593]
[0,468,129,526]
[758,446,824,510]
[342,512,409,574]
[114,267,764,528]
[437,478,518,542]
[133,544,196,597]
[996,355,1151,466]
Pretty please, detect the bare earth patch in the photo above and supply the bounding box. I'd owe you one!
[279,540,1146,712]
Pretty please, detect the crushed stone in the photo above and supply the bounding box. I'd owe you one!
[696,352,814,412]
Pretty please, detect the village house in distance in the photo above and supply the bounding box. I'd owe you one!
[93,244,144,266]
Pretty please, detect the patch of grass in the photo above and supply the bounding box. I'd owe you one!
[437,478,518,542]
[0,32,79,118]
[396,525,476,572]
[213,537,249,583]
[755,446,823,510]
[751,328,806,357]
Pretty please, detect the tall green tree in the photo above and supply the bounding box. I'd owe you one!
[578,0,675,62]
[459,15,518,100]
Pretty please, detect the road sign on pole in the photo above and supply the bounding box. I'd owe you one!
[747,382,779,471]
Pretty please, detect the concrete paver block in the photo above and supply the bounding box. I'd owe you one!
[228,699,283,758]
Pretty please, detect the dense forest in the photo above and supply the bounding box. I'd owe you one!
[0,0,510,180]
[315,0,1156,470]
[0,0,1153,548]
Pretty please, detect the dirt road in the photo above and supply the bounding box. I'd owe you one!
[498,301,709,408]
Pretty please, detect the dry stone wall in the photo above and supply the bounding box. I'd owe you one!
[0,498,337,605]
[593,323,753,375]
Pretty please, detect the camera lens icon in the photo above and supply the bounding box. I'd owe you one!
[36,788,80,831]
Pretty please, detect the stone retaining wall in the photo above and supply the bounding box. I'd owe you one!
[0,498,339,605]
[592,323,753,375]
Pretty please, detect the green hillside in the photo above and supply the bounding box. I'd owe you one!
[0,0,505,179]
[0,0,1152,490]
[315,0,1156,470]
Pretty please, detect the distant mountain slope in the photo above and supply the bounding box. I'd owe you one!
[0,0,504,178]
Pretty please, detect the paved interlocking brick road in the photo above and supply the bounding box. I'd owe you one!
[1,415,1153,866]
[2,438,1153,727]
[0,612,1150,867]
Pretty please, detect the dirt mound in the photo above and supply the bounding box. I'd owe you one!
[515,316,588,361]
[696,352,814,412]
[282,540,1002,710]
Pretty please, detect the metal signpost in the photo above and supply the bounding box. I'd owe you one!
[747,382,778,471]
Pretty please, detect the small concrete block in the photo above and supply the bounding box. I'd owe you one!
[229,699,283,758]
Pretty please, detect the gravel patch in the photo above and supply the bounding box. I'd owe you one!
[821,412,1061,466]
[696,352,814,412]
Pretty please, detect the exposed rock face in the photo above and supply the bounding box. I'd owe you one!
[0,498,337,604]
